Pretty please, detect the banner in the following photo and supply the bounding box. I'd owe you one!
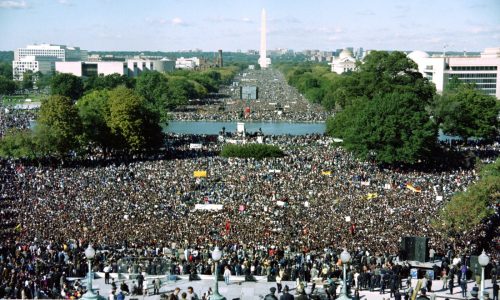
[189,143,202,149]
[366,193,378,200]
[406,183,422,193]
[194,170,207,178]
[361,180,371,186]
[194,204,223,211]
[321,171,332,176]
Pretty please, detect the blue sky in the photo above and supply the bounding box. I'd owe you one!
[0,0,499,52]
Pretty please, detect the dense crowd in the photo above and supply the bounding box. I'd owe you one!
[171,69,328,122]
[1,106,499,299]
[0,104,36,138]
[0,98,499,299]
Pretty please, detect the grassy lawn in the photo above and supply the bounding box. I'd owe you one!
[1,94,47,105]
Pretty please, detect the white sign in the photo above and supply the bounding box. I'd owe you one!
[436,195,443,201]
[194,204,223,211]
[276,201,286,207]
[189,143,203,149]
[345,216,351,222]
[237,122,245,133]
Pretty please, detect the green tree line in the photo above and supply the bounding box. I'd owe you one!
[0,66,241,158]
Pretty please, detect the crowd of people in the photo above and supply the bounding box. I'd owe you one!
[1,76,499,299]
[0,104,36,138]
[0,120,498,298]
[171,69,328,122]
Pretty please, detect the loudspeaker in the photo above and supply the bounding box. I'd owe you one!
[401,236,429,262]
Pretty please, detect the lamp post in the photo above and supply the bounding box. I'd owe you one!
[81,244,99,300]
[338,249,352,300]
[210,246,226,300]
[478,250,490,300]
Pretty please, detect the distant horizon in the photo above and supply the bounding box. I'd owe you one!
[1,0,499,52]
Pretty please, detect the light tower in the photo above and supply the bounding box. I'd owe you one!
[259,8,270,69]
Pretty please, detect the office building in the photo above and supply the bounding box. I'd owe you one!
[55,58,175,77]
[408,47,500,98]
[13,43,88,80]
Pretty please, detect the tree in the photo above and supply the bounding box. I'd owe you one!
[21,70,34,90]
[51,73,84,100]
[328,92,437,164]
[0,61,12,78]
[0,128,38,159]
[84,73,134,91]
[433,158,499,239]
[107,86,163,151]
[433,84,499,142]
[77,90,116,151]
[37,95,82,156]
[326,51,438,164]
[0,75,17,95]
[135,71,170,120]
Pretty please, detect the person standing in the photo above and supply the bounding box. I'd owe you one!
[279,285,294,300]
[442,268,448,290]
[276,273,283,294]
[264,287,278,300]
[223,266,231,285]
[493,282,499,300]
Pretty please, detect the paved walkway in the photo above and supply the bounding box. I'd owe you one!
[89,275,494,300]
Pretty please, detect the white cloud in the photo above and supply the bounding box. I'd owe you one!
[0,0,28,9]
[171,17,188,26]
[57,0,69,5]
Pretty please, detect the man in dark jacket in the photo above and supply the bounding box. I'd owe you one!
[280,285,294,300]
[264,287,278,300]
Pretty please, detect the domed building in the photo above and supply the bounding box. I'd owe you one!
[329,48,357,74]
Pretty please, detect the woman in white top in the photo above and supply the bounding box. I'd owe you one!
[223,266,231,285]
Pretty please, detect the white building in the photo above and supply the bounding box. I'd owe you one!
[12,56,59,81]
[408,47,500,98]
[13,44,88,81]
[329,49,357,74]
[175,57,200,69]
[55,58,175,77]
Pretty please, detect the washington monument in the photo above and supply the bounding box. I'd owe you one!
[259,8,271,69]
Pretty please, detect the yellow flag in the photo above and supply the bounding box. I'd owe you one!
[194,170,207,178]
[321,171,332,175]
[366,193,378,200]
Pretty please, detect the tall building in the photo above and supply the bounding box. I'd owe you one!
[13,43,88,80]
[408,47,500,98]
[258,8,271,69]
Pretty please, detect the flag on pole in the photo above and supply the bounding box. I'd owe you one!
[406,183,422,192]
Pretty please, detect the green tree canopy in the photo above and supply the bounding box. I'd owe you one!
[433,84,499,142]
[433,158,499,239]
[328,92,437,164]
[21,70,34,90]
[326,51,438,164]
[84,73,135,91]
[76,90,116,151]
[37,95,82,156]
[51,73,84,100]
[220,144,284,160]
[107,86,163,151]
[0,75,17,95]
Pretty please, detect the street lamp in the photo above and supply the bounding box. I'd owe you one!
[81,244,99,300]
[478,250,490,300]
[338,249,352,300]
[210,246,226,300]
